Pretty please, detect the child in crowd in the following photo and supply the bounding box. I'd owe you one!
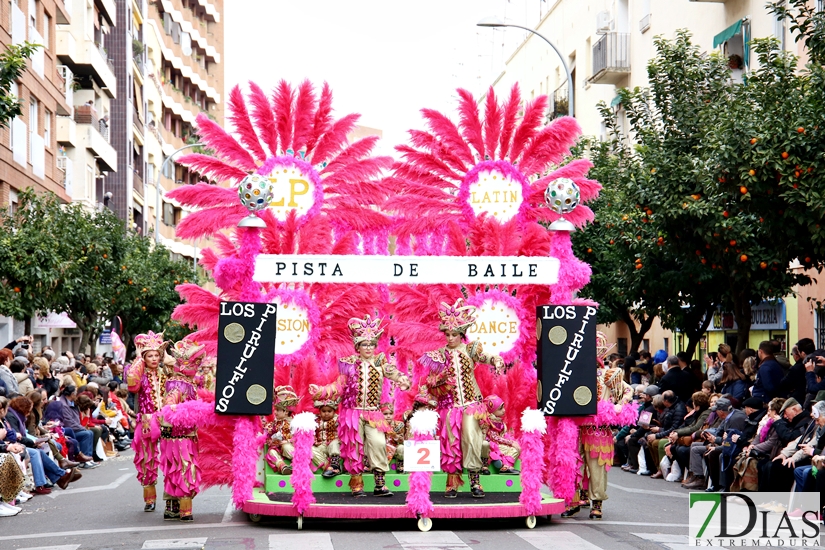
[382,403,405,472]
[481,395,520,475]
[312,398,341,478]
[264,386,298,475]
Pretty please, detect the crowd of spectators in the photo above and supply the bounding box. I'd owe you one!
[613,338,825,518]
[0,336,136,517]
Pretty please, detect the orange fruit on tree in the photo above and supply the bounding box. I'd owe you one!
[13,287,20,292]
[723,211,730,218]
[701,258,707,265]
[760,262,767,269]
[782,151,789,159]
[609,239,615,245]
[750,138,757,144]
[730,240,737,246]
[635,263,643,269]
[798,127,805,133]
[748,169,755,176]
[587,248,592,253]
[740,254,748,262]
[805,257,811,263]
[740,186,748,194]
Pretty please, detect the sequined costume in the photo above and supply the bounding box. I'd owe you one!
[419,298,503,497]
[158,339,204,521]
[263,386,299,475]
[311,402,341,472]
[126,331,167,510]
[481,396,519,472]
[310,315,410,496]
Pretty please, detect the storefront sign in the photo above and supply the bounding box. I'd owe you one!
[708,301,786,331]
[215,301,277,415]
[254,255,559,285]
[536,305,598,416]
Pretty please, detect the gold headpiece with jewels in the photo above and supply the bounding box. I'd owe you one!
[437,298,477,334]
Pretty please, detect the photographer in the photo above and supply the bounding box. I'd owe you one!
[804,356,825,406]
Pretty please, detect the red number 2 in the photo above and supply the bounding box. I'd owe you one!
[417,446,430,465]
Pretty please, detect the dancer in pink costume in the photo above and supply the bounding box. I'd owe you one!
[264,386,299,475]
[126,331,168,512]
[309,315,410,498]
[420,298,504,499]
[561,336,634,520]
[481,395,520,475]
[158,339,205,522]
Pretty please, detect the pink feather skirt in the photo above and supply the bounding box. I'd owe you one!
[160,435,200,499]
[339,408,388,475]
[580,425,614,469]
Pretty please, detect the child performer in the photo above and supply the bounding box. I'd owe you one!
[263,386,299,475]
[481,395,520,475]
[312,398,342,478]
[382,402,406,472]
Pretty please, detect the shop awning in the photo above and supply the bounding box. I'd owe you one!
[610,95,622,107]
[713,20,742,49]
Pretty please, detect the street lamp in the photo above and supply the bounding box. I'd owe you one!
[477,16,574,118]
[155,143,203,244]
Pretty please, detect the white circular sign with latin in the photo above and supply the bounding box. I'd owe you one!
[467,168,523,223]
[272,298,311,356]
[465,299,520,354]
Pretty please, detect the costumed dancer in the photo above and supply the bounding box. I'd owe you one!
[312,397,342,478]
[126,331,168,512]
[382,402,406,473]
[309,315,411,498]
[481,395,520,475]
[264,386,299,475]
[562,362,633,520]
[420,299,504,499]
[158,339,204,522]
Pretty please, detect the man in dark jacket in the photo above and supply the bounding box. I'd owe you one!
[658,353,697,403]
[647,390,686,477]
[752,341,785,402]
[684,397,746,489]
[779,338,814,404]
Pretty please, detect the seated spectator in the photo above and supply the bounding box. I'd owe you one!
[750,398,810,491]
[44,385,98,469]
[790,392,825,497]
[647,390,687,473]
[4,396,79,494]
[661,392,710,480]
[76,395,107,461]
[9,359,34,396]
[626,393,665,474]
[33,357,59,398]
[659,353,697,403]
[682,396,746,490]
[0,349,19,396]
[701,380,714,395]
[718,362,749,403]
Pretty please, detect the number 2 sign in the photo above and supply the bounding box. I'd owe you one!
[403,440,441,472]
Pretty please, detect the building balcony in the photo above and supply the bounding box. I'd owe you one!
[133,170,144,197]
[94,0,117,26]
[74,106,117,172]
[590,32,631,85]
[56,0,72,25]
[56,28,117,97]
[56,116,77,147]
[551,84,570,120]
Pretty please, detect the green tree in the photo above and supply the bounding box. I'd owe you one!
[0,42,40,128]
[583,31,824,355]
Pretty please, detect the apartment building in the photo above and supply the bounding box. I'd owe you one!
[143,0,223,263]
[0,0,73,209]
[485,0,806,356]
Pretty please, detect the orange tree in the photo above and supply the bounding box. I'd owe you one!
[578,30,825,355]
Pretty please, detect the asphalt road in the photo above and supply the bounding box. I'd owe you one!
[0,451,702,550]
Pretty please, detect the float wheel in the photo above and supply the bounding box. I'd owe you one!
[297,515,303,530]
[248,513,261,523]
[525,515,537,529]
[417,517,432,532]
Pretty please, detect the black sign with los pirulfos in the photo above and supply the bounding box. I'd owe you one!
[215,302,277,415]
[536,305,598,416]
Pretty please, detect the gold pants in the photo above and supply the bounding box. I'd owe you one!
[481,440,519,462]
[311,440,341,467]
[359,418,389,473]
[461,411,483,472]
[584,449,608,501]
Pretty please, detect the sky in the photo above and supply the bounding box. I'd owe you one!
[224,0,550,157]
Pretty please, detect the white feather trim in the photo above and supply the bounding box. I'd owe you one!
[290,411,318,434]
[520,408,547,434]
[409,409,439,435]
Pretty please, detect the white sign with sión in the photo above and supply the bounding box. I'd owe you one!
[465,299,520,354]
[467,168,523,222]
[272,298,311,356]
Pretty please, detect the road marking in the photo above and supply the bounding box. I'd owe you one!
[0,522,248,542]
[554,519,687,527]
[392,531,471,550]
[48,473,132,498]
[631,533,690,549]
[607,481,689,499]
[221,498,235,523]
[17,546,81,550]
[269,533,333,550]
[515,530,602,550]
[142,539,208,549]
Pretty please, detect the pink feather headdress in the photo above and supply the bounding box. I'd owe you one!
[348,314,384,348]
[437,298,477,333]
[134,331,167,356]
[170,339,206,378]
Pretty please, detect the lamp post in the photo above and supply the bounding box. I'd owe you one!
[477,16,574,118]
[155,143,203,244]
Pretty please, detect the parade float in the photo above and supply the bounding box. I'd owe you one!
[159,80,636,531]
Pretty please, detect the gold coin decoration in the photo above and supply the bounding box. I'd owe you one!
[536,318,542,340]
[224,322,245,344]
[573,386,592,406]
[247,384,267,405]
[548,325,568,345]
